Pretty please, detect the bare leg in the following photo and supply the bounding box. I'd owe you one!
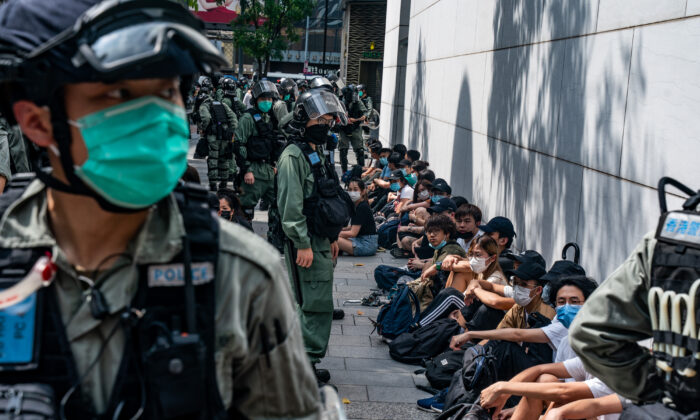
[511,373,559,420]
[337,237,355,255]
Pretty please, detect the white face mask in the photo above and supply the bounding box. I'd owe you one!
[469,256,488,274]
[417,190,430,201]
[513,285,534,306]
[347,191,362,202]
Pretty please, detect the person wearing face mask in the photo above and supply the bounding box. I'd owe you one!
[416,215,466,296]
[234,80,288,248]
[0,0,328,418]
[430,178,452,204]
[217,188,253,231]
[337,178,378,256]
[454,204,484,251]
[277,89,352,384]
[387,169,414,214]
[338,84,367,173]
[279,78,298,113]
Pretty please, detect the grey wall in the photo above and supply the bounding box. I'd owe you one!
[380,0,699,282]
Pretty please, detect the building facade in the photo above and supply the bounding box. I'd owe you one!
[341,0,386,110]
[381,0,700,282]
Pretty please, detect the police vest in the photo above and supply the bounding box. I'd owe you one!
[342,100,363,133]
[0,175,232,420]
[648,177,700,414]
[207,100,231,140]
[242,109,279,163]
[287,141,353,242]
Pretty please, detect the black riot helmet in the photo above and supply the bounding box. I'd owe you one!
[251,80,280,100]
[293,90,348,127]
[238,76,249,89]
[199,76,213,90]
[342,84,358,102]
[279,78,298,98]
[0,0,228,212]
[222,78,236,96]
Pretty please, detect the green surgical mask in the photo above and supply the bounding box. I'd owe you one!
[258,100,273,113]
[69,96,189,209]
[284,94,291,101]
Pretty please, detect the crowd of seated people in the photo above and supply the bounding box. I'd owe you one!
[340,141,633,420]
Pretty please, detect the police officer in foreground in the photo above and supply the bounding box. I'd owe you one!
[198,87,237,191]
[0,0,332,418]
[277,89,353,383]
[570,177,700,419]
[338,84,368,173]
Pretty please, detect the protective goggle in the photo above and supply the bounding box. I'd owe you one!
[300,90,348,126]
[26,0,228,81]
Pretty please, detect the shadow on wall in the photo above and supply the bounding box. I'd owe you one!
[408,35,429,159]
[481,0,647,277]
[451,76,472,201]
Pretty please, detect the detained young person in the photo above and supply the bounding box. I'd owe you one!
[337,178,378,256]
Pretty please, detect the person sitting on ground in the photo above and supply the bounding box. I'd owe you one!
[419,235,509,328]
[454,204,483,252]
[399,158,417,187]
[418,168,435,183]
[386,169,414,214]
[392,143,407,157]
[369,152,403,210]
[411,160,429,174]
[181,164,202,184]
[406,148,420,163]
[337,178,378,256]
[417,214,467,287]
[409,197,458,258]
[396,180,433,252]
[430,178,452,203]
[479,356,621,420]
[217,188,253,231]
[478,216,517,271]
[361,142,383,177]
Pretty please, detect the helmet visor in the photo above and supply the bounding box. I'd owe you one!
[251,80,280,99]
[300,90,348,125]
[78,21,228,76]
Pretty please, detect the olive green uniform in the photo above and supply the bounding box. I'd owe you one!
[199,98,237,184]
[0,127,10,186]
[221,95,248,178]
[339,98,367,172]
[0,180,322,419]
[0,115,30,174]
[277,142,334,364]
[569,232,661,403]
[234,112,277,210]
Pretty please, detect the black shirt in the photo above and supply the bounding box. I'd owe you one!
[351,200,377,236]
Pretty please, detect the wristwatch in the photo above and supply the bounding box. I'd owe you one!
[436,261,442,271]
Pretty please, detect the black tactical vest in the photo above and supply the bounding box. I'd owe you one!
[287,141,353,242]
[648,177,700,414]
[0,175,232,420]
[207,100,230,140]
[243,109,278,163]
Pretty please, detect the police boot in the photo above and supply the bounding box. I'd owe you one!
[314,365,331,384]
[209,182,218,192]
[355,149,365,167]
[259,198,270,211]
[218,181,227,190]
[339,149,349,173]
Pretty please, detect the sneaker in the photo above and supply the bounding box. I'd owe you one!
[416,388,447,413]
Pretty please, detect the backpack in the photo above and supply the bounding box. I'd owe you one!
[424,349,466,390]
[377,218,400,249]
[373,284,421,339]
[444,345,498,410]
[435,403,491,420]
[388,318,462,365]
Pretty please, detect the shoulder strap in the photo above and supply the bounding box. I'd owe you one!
[0,172,36,218]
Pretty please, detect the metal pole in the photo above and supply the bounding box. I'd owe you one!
[321,0,328,72]
[304,16,309,72]
[237,0,246,77]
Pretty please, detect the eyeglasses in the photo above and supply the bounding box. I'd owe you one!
[509,276,537,289]
[314,117,336,127]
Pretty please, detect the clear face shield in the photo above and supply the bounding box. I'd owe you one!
[299,90,349,126]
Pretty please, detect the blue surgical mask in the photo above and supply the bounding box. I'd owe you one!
[379,157,388,167]
[556,304,582,328]
[431,195,443,204]
[401,168,408,176]
[429,240,447,250]
[390,182,401,192]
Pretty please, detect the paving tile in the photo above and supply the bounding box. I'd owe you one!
[345,357,417,373]
[332,316,356,326]
[353,316,376,326]
[336,385,369,402]
[330,324,342,335]
[329,334,372,347]
[327,345,391,360]
[317,356,346,370]
[333,278,348,286]
[329,370,415,387]
[366,385,432,403]
[343,402,434,420]
[342,325,375,336]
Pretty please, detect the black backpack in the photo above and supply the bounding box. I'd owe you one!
[444,345,498,411]
[388,318,461,365]
[424,349,466,390]
[372,283,421,339]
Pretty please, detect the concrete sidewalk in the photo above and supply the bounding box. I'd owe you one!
[188,134,434,419]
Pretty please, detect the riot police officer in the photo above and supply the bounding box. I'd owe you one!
[198,87,237,191]
[0,0,327,418]
[279,78,299,112]
[570,177,700,419]
[338,84,368,173]
[277,89,353,382]
[0,112,30,175]
[357,83,373,114]
[221,77,246,118]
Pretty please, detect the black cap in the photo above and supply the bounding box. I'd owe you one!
[479,216,516,238]
[428,197,457,214]
[541,260,586,283]
[399,159,413,168]
[512,250,546,269]
[452,196,469,208]
[431,178,452,194]
[388,169,403,180]
[506,261,547,282]
[388,152,403,165]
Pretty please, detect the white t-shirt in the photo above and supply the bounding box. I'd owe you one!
[243,91,253,109]
[541,317,569,361]
[563,357,619,420]
[457,230,484,252]
[484,270,507,286]
[399,184,414,200]
[553,335,577,364]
